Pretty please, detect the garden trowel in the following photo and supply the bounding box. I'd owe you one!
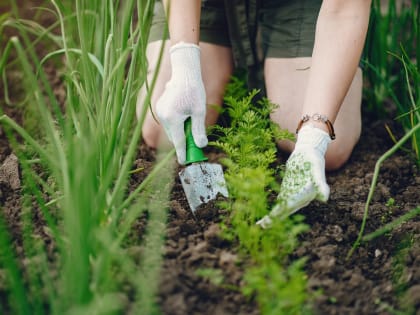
[179,118,228,214]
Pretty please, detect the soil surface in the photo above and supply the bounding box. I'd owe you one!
[142,113,420,315]
[1,2,419,315]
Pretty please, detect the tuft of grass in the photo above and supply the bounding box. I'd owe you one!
[0,1,175,314]
[363,0,420,162]
[391,236,418,315]
[349,48,420,258]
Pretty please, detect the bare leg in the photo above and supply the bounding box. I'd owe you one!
[137,40,234,149]
[265,57,362,170]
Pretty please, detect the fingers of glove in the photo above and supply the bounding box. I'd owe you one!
[280,182,317,214]
[316,184,330,202]
[257,189,313,229]
[305,151,330,202]
[155,93,173,136]
[312,167,330,202]
[155,90,184,145]
[162,124,174,144]
[256,215,273,229]
[169,121,187,165]
[270,151,319,216]
[287,150,329,200]
[156,114,175,144]
[258,147,330,227]
[191,112,208,148]
[270,202,286,218]
[275,175,317,215]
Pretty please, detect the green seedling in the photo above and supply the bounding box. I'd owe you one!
[386,197,396,208]
[212,81,310,315]
[195,268,225,286]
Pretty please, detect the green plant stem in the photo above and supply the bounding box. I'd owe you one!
[362,207,420,242]
[0,212,31,315]
[348,121,420,259]
[0,114,54,167]
[2,0,165,312]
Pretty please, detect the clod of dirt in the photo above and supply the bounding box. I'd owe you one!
[219,250,237,267]
[164,293,187,315]
[171,200,190,220]
[204,223,225,247]
[194,194,228,221]
[403,284,420,309]
[0,154,20,190]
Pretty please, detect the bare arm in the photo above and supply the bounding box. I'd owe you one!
[259,1,372,225]
[154,1,207,164]
[163,0,201,45]
[302,0,371,130]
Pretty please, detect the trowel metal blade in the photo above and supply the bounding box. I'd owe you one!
[179,162,228,213]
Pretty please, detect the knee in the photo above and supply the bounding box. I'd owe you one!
[141,115,166,149]
[325,111,362,171]
[325,138,359,171]
[200,44,234,106]
[203,70,232,126]
[142,125,160,149]
[204,70,232,105]
[325,148,351,171]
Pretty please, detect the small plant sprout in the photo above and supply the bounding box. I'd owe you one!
[213,81,310,315]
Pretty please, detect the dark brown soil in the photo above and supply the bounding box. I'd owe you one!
[128,113,420,315]
[1,2,419,315]
[148,114,420,315]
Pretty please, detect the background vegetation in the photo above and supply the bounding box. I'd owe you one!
[363,0,419,162]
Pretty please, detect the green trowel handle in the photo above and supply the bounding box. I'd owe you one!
[185,118,208,165]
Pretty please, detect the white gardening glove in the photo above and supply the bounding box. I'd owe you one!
[155,42,208,164]
[257,125,331,228]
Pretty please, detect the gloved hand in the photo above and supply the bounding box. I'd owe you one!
[257,124,331,228]
[155,42,208,164]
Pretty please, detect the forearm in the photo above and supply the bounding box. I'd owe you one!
[302,0,371,122]
[163,0,201,45]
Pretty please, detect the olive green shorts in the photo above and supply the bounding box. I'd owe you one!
[148,0,322,59]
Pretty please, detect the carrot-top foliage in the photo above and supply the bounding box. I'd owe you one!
[212,77,312,315]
